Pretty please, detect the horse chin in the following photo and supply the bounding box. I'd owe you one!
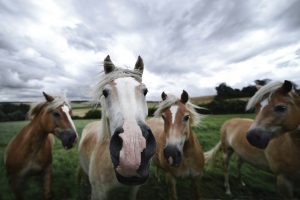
[114,170,148,185]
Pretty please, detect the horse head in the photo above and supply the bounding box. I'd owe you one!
[246,80,300,149]
[155,90,199,167]
[97,55,156,185]
[30,92,78,149]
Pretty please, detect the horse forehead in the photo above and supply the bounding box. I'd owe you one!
[170,105,178,123]
[61,104,70,113]
[114,77,140,89]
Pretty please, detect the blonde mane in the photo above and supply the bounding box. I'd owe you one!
[154,94,203,127]
[92,67,142,104]
[28,95,70,119]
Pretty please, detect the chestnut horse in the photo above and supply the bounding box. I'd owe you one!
[78,55,156,199]
[4,92,78,200]
[204,118,270,195]
[246,80,300,199]
[147,90,204,200]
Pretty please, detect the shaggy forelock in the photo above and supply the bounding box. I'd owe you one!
[246,81,284,111]
[92,67,142,105]
[28,95,70,119]
[154,93,203,127]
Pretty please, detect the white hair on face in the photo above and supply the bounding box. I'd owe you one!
[154,93,204,127]
[246,81,284,111]
[92,67,142,105]
[28,95,70,119]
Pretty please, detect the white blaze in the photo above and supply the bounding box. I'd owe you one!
[170,105,178,123]
[260,98,269,109]
[62,104,78,136]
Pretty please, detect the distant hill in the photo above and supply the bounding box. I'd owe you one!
[190,95,215,105]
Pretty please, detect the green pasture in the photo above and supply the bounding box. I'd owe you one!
[0,115,288,200]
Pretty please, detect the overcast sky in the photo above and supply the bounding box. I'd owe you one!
[1,0,300,101]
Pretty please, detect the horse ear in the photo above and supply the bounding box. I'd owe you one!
[280,80,293,94]
[43,92,54,102]
[161,92,167,101]
[134,55,144,74]
[180,90,189,104]
[104,55,115,74]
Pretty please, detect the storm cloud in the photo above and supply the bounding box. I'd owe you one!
[0,0,300,101]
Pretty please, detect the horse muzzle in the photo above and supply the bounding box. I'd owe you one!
[246,128,272,149]
[163,145,182,167]
[109,122,156,185]
[55,129,77,149]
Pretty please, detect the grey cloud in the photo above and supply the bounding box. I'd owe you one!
[63,24,108,51]
[1,0,300,101]
[275,0,300,31]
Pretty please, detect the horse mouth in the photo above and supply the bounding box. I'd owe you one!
[114,170,149,185]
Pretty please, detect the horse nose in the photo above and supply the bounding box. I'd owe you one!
[109,127,124,167]
[61,131,77,149]
[163,145,182,167]
[246,129,270,149]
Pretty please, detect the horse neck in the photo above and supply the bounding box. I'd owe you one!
[288,128,300,147]
[21,115,50,154]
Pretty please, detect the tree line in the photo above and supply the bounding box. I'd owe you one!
[0,80,266,121]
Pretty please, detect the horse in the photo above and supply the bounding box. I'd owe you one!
[204,118,270,195]
[147,90,204,200]
[246,80,300,199]
[4,92,78,200]
[78,55,156,200]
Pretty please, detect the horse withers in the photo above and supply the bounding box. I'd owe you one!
[147,90,204,200]
[246,80,300,199]
[78,55,156,199]
[4,92,78,200]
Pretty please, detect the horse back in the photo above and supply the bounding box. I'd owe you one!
[221,118,269,170]
[146,118,164,140]
[146,118,165,166]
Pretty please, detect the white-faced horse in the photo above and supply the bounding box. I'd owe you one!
[78,55,156,199]
[246,80,300,199]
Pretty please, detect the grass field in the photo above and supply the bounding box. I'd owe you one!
[0,114,288,200]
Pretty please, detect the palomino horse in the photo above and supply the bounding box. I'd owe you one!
[4,92,78,200]
[246,80,300,199]
[147,90,204,200]
[78,55,156,199]
[204,118,270,195]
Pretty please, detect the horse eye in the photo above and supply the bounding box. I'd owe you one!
[274,105,287,113]
[143,88,148,96]
[53,112,60,118]
[103,89,109,98]
[183,115,190,122]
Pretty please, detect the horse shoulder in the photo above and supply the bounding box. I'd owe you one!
[222,118,269,170]
[221,118,252,146]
